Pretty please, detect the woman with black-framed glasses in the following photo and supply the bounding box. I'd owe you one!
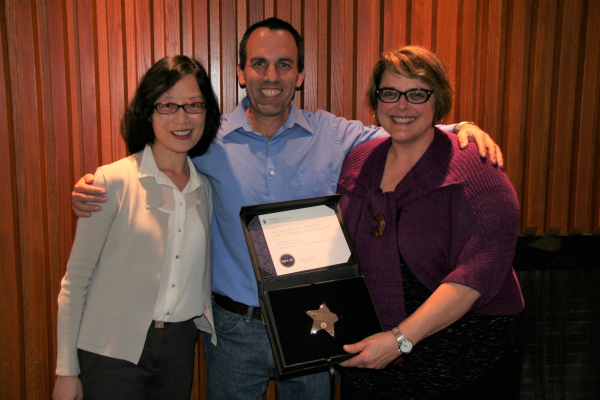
[54,55,221,400]
[337,46,524,399]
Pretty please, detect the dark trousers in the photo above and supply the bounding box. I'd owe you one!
[78,319,198,400]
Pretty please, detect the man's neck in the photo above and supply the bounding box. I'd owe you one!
[245,106,290,139]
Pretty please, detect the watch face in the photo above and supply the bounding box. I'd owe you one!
[400,340,413,353]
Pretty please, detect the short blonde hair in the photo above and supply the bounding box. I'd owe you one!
[367,46,453,125]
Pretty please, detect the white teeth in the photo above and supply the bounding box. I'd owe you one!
[171,130,192,137]
[391,117,416,123]
[260,89,281,97]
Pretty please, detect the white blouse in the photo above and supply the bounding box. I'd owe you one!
[138,145,207,323]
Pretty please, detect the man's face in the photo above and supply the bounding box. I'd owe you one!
[237,28,305,122]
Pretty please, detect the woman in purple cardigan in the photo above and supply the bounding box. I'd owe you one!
[337,46,524,399]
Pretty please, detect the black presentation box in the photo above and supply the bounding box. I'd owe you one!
[240,195,382,376]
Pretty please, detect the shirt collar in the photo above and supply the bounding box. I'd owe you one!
[220,96,314,138]
[138,144,201,194]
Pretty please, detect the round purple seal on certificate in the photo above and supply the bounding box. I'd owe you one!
[279,254,295,267]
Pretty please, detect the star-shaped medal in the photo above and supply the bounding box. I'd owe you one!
[306,303,339,337]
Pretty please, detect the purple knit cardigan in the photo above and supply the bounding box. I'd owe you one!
[337,128,524,331]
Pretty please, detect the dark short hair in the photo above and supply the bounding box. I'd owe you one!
[238,17,304,73]
[121,55,221,158]
[367,46,453,125]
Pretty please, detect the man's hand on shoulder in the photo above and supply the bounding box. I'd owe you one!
[72,173,106,218]
[456,123,503,167]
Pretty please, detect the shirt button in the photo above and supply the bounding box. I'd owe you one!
[268,141,271,145]
[178,228,182,232]
[175,255,179,259]
[172,284,176,288]
[179,202,183,206]
[166,312,170,315]
[270,171,275,176]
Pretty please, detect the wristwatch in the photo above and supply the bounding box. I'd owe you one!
[391,327,413,354]
[453,121,478,133]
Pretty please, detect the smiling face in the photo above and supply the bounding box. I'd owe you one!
[376,69,436,146]
[236,27,305,125]
[150,74,206,158]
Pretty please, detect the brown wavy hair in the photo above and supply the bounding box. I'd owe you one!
[366,45,453,125]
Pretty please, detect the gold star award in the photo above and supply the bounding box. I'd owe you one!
[306,303,339,337]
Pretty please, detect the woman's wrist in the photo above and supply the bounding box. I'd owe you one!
[391,326,414,354]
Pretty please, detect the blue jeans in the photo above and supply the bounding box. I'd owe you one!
[203,301,331,400]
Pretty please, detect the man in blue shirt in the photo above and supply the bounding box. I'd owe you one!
[73,17,501,400]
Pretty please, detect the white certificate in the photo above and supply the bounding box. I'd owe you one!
[258,205,351,276]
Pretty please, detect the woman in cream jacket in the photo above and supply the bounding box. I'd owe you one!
[54,55,221,400]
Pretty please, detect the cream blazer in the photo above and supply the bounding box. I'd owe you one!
[56,150,216,376]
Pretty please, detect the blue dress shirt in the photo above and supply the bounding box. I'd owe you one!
[194,97,454,306]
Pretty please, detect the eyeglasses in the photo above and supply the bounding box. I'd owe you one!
[154,102,207,115]
[368,204,386,238]
[376,88,433,104]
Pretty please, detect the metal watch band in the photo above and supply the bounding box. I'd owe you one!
[453,121,478,133]
[391,327,413,353]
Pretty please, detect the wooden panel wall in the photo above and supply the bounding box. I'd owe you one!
[1,0,599,399]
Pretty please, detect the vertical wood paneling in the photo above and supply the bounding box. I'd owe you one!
[302,0,317,111]
[249,0,264,25]
[264,0,275,18]
[411,0,433,49]
[236,0,247,103]
[355,0,380,123]
[329,0,354,118]
[290,0,302,108]
[382,0,408,51]
[193,0,209,67]
[123,0,138,108]
[209,0,221,108]
[522,0,558,230]
[276,0,291,22]
[456,0,480,121]
[502,0,531,218]
[0,1,25,398]
[106,0,127,161]
[95,0,114,166]
[77,0,100,172]
[153,0,166,59]
[329,0,344,116]
[2,1,599,399]
[481,0,506,142]
[435,1,458,124]
[181,0,194,56]
[64,0,83,185]
[546,0,584,232]
[316,0,328,111]
[36,1,73,381]
[135,0,152,81]
[164,0,181,55]
[572,0,600,231]
[221,0,237,113]
[5,0,52,398]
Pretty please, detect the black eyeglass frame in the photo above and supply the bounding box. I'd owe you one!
[376,88,434,104]
[153,102,207,115]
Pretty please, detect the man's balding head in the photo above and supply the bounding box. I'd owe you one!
[239,17,304,73]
